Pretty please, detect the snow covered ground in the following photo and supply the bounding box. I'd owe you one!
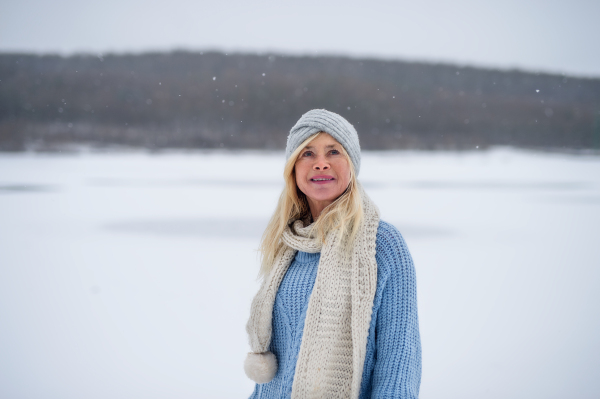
[1,147,599,399]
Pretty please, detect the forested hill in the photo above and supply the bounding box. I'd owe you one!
[1,51,599,151]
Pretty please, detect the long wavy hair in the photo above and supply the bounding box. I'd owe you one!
[257,132,364,280]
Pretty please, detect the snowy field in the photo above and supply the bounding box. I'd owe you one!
[1,147,599,399]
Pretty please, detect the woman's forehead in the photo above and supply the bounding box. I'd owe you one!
[305,133,340,148]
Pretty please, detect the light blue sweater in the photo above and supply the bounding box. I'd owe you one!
[248,220,422,398]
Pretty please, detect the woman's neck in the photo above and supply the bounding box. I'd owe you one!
[307,198,333,222]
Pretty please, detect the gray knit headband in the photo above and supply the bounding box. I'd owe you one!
[286,109,361,175]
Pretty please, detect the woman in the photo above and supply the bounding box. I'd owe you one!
[245,109,421,398]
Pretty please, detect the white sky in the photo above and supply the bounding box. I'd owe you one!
[1,0,599,77]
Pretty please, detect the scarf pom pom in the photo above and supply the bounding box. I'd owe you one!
[244,351,278,383]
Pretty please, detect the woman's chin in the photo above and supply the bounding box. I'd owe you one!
[305,190,343,204]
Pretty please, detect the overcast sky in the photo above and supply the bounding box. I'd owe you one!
[1,0,599,77]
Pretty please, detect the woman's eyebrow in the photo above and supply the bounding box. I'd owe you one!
[304,145,337,150]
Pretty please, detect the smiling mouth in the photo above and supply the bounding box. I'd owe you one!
[311,178,335,181]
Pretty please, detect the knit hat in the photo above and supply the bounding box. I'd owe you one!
[286,109,361,175]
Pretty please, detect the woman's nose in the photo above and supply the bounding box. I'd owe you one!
[313,158,330,170]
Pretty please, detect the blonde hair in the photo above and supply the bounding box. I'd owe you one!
[257,132,364,280]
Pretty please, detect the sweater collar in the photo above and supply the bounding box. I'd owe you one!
[294,250,321,263]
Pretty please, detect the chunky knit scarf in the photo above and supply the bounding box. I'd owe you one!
[245,185,380,399]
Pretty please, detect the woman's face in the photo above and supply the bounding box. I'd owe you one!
[294,133,351,212]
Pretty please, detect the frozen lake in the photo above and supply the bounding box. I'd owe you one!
[1,147,599,399]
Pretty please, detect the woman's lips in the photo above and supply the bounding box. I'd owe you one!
[310,175,335,184]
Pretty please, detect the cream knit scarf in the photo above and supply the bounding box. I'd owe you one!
[245,185,380,399]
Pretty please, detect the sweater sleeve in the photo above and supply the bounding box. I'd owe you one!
[371,223,422,398]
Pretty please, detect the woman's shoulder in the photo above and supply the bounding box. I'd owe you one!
[374,220,414,280]
[375,220,409,252]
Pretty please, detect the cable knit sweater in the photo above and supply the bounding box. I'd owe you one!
[248,220,422,398]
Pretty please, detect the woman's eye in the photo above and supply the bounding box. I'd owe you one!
[302,151,313,157]
[330,149,340,155]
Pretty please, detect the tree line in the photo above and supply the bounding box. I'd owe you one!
[1,50,599,151]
